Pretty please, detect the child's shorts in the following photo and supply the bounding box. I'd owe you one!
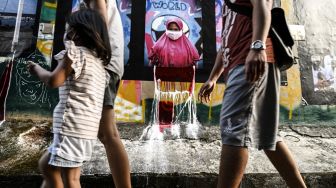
[48,133,96,168]
[220,63,282,151]
[103,71,120,108]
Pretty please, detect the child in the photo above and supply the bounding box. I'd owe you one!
[82,1,132,187]
[27,9,111,188]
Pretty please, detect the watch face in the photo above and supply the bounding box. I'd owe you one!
[255,42,262,48]
[251,40,265,50]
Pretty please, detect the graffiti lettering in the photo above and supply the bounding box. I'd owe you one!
[152,1,187,11]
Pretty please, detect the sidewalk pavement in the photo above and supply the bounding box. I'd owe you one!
[0,120,335,187]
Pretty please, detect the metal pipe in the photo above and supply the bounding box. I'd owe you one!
[11,0,25,53]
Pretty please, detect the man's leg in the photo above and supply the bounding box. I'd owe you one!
[98,106,131,188]
[39,151,63,188]
[61,167,81,188]
[217,145,248,188]
[264,141,307,188]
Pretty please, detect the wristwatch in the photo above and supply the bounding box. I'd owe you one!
[250,40,266,50]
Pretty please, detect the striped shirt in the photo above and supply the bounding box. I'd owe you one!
[53,40,107,139]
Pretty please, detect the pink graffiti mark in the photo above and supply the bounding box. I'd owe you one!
[145,33,155,56]
[0,61,13,125]
[145,11,158,54]
[145,11,157,26]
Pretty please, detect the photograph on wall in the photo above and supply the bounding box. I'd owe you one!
[144,0,203,68]
[311,54,336,92]
[295,0,336,105]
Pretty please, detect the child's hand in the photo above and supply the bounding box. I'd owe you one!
[27,61,37,75]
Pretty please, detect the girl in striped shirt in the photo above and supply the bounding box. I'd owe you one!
[27,9,111,188]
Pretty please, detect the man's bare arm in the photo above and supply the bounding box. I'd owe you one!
[245,0,273,82]
[250,0,273,42]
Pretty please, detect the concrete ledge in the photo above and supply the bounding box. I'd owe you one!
[0,121,335,187]
[0,173,335,188]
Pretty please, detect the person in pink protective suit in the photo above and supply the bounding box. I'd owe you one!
[149,18,200,67]
[148,17,200,130]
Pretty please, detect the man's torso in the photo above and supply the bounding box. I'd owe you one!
[222,0,274,76]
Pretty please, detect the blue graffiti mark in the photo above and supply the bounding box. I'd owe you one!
[151,0,188,11]
[181,0,198,13]
[120,0,131,9]
[117,0,132,65]
[215,0,223,18]
[146,0,152,11]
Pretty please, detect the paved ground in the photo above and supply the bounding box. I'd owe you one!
[0,120,335,187]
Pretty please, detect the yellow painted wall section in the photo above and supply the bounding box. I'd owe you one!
[280,65,302,111]
[281,0,295,23]
[36,40,53,65]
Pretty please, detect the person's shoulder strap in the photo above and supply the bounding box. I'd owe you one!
[224,0,252,17]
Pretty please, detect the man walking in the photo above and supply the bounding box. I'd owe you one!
[83,0,131,187]
[198,0,307,187]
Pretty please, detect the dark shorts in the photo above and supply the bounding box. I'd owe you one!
[220,63,282,151]
[103,71,120,108]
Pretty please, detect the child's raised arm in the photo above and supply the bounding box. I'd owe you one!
[27,54,73,88]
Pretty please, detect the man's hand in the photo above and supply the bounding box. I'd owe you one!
[245,50,267,82]
[198,80,215,103]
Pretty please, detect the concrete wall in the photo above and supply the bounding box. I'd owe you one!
[278,0,336,125]
[291,0,336,105]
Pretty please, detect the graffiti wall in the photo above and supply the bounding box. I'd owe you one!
[215,0,223,51]
[277,0,336,125]
[115,0,303,124]
[144,0,203,67]
[116,0,131,65]
[1,0,335,126]
[0,0,37,56]
[0,0,58,123]
[37,0,57,65]
[115,0,335,125]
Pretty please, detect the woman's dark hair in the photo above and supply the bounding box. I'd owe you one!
[66,9,111,65]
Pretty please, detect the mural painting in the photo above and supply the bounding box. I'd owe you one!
[144,0,203,68]
[0,0,58,122]
[116,0,132,65]
[37,0,57,65]
[0,0,335,126]
[0,0,37,56]
[215,0,223,51]
[0,0,39,123]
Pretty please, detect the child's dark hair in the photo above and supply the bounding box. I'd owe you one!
[66,9,111,65]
